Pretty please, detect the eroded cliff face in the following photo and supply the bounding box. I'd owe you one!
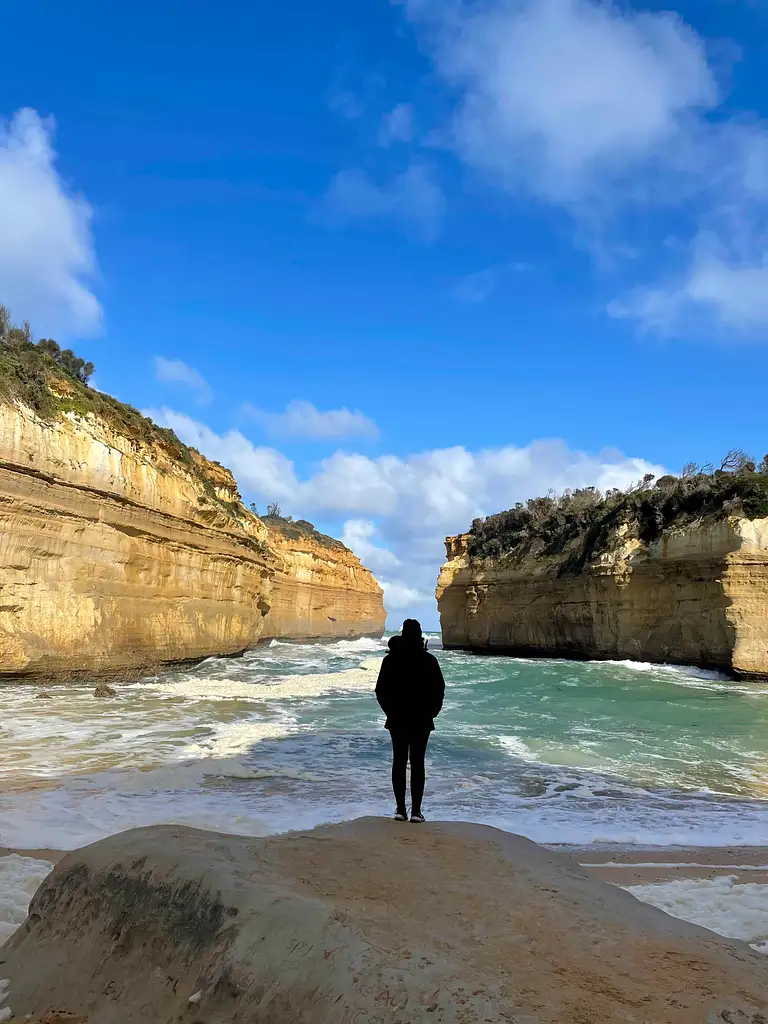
[0,401,383,680]
[437,518,768,678]
[260,520,385,641]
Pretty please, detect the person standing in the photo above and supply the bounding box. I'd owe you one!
[375,619,445,823]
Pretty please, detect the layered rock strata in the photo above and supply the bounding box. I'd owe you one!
[260,518,385,641]
[437,518,768,678]
[0,401,383,680]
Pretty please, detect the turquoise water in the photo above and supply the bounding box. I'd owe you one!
[1,635,768,849]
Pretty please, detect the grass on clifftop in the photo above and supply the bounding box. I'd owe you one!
[0,305,230,491]
[0,309,341,558]
[260,506,344,550]
[468,451,768,575]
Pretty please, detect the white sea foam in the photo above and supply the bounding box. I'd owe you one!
[132,666,376,704]
[594,659,768,697]
[624,876,768,951]
[268,636,386,654]
[0,854,53,945]
[597,660,732,682]
[176,718,296,759]
[497,736,539,762]
[584,862,768,871]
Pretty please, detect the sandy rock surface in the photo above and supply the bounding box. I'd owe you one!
[3,818,768,1023]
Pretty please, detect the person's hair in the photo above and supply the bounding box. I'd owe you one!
[387,635,402,652]
[401,619,424,649]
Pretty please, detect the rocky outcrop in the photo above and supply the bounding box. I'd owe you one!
[5,819,768,1023]
[437,518,768,678]
[260,518,385,641]
[0,401,383,680]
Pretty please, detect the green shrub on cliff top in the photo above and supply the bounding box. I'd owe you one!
[262,512,343,550]
[468,451,768,575]
[0,305,201,478]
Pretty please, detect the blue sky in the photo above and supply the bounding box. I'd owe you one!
[1,0,768,627]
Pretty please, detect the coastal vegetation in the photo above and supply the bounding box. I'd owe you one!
[261,508,344,550]
[0,305,247,521]
[468,451,768,574]
[0,304,196,463]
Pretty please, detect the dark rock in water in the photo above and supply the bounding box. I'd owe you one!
[93,683,117,698]
[4,819,768,1024]
[35,692,53,699]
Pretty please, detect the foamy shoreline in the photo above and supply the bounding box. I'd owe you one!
[574,845,768,884]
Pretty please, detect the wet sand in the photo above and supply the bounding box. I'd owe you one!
[571,845,768,885]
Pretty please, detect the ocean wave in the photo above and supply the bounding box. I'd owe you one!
[268,636,386,654]
[130,666,377,704]
[596,660,732,682]
[0,854,54,945]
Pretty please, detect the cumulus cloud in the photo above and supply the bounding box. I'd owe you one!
[145,408,298,500]
[379,103,416,147]
[406,0,716,204]
[0,108,100,336]
[322,164,444,240]
[380,579,435,611]
[154,357,212,405]
[245,400,379,441]
[147,407,662,623]
[341,520,401,572]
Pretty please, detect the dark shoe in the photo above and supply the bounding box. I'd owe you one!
[410,812,426,824]
[394,810,408,821]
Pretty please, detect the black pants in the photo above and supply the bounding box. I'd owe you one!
[390,729,430,814]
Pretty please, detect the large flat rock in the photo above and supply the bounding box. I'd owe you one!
[3,818,768,1023]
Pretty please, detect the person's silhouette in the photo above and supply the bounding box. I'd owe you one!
[375,619,445,823]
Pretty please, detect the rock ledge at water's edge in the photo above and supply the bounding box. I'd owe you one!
[3,818,768,1024]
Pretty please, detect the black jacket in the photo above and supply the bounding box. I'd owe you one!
[375,643,445,732]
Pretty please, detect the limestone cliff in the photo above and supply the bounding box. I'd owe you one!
[260,517,385,641]
[0,397,383,681]
[437,517,768,679]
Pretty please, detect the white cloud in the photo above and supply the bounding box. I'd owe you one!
[407,0,716,204]
[322,164,444,240]
[379,103,415,147]
[402,1,768,335]
[145,408,298,501]
[0,108,100,336]
[611,228,768,333]
[245,400,379,441]
[154,357,213,405]
[341,520,401,572]
[380,579,434,611]
[147,408,662,623]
